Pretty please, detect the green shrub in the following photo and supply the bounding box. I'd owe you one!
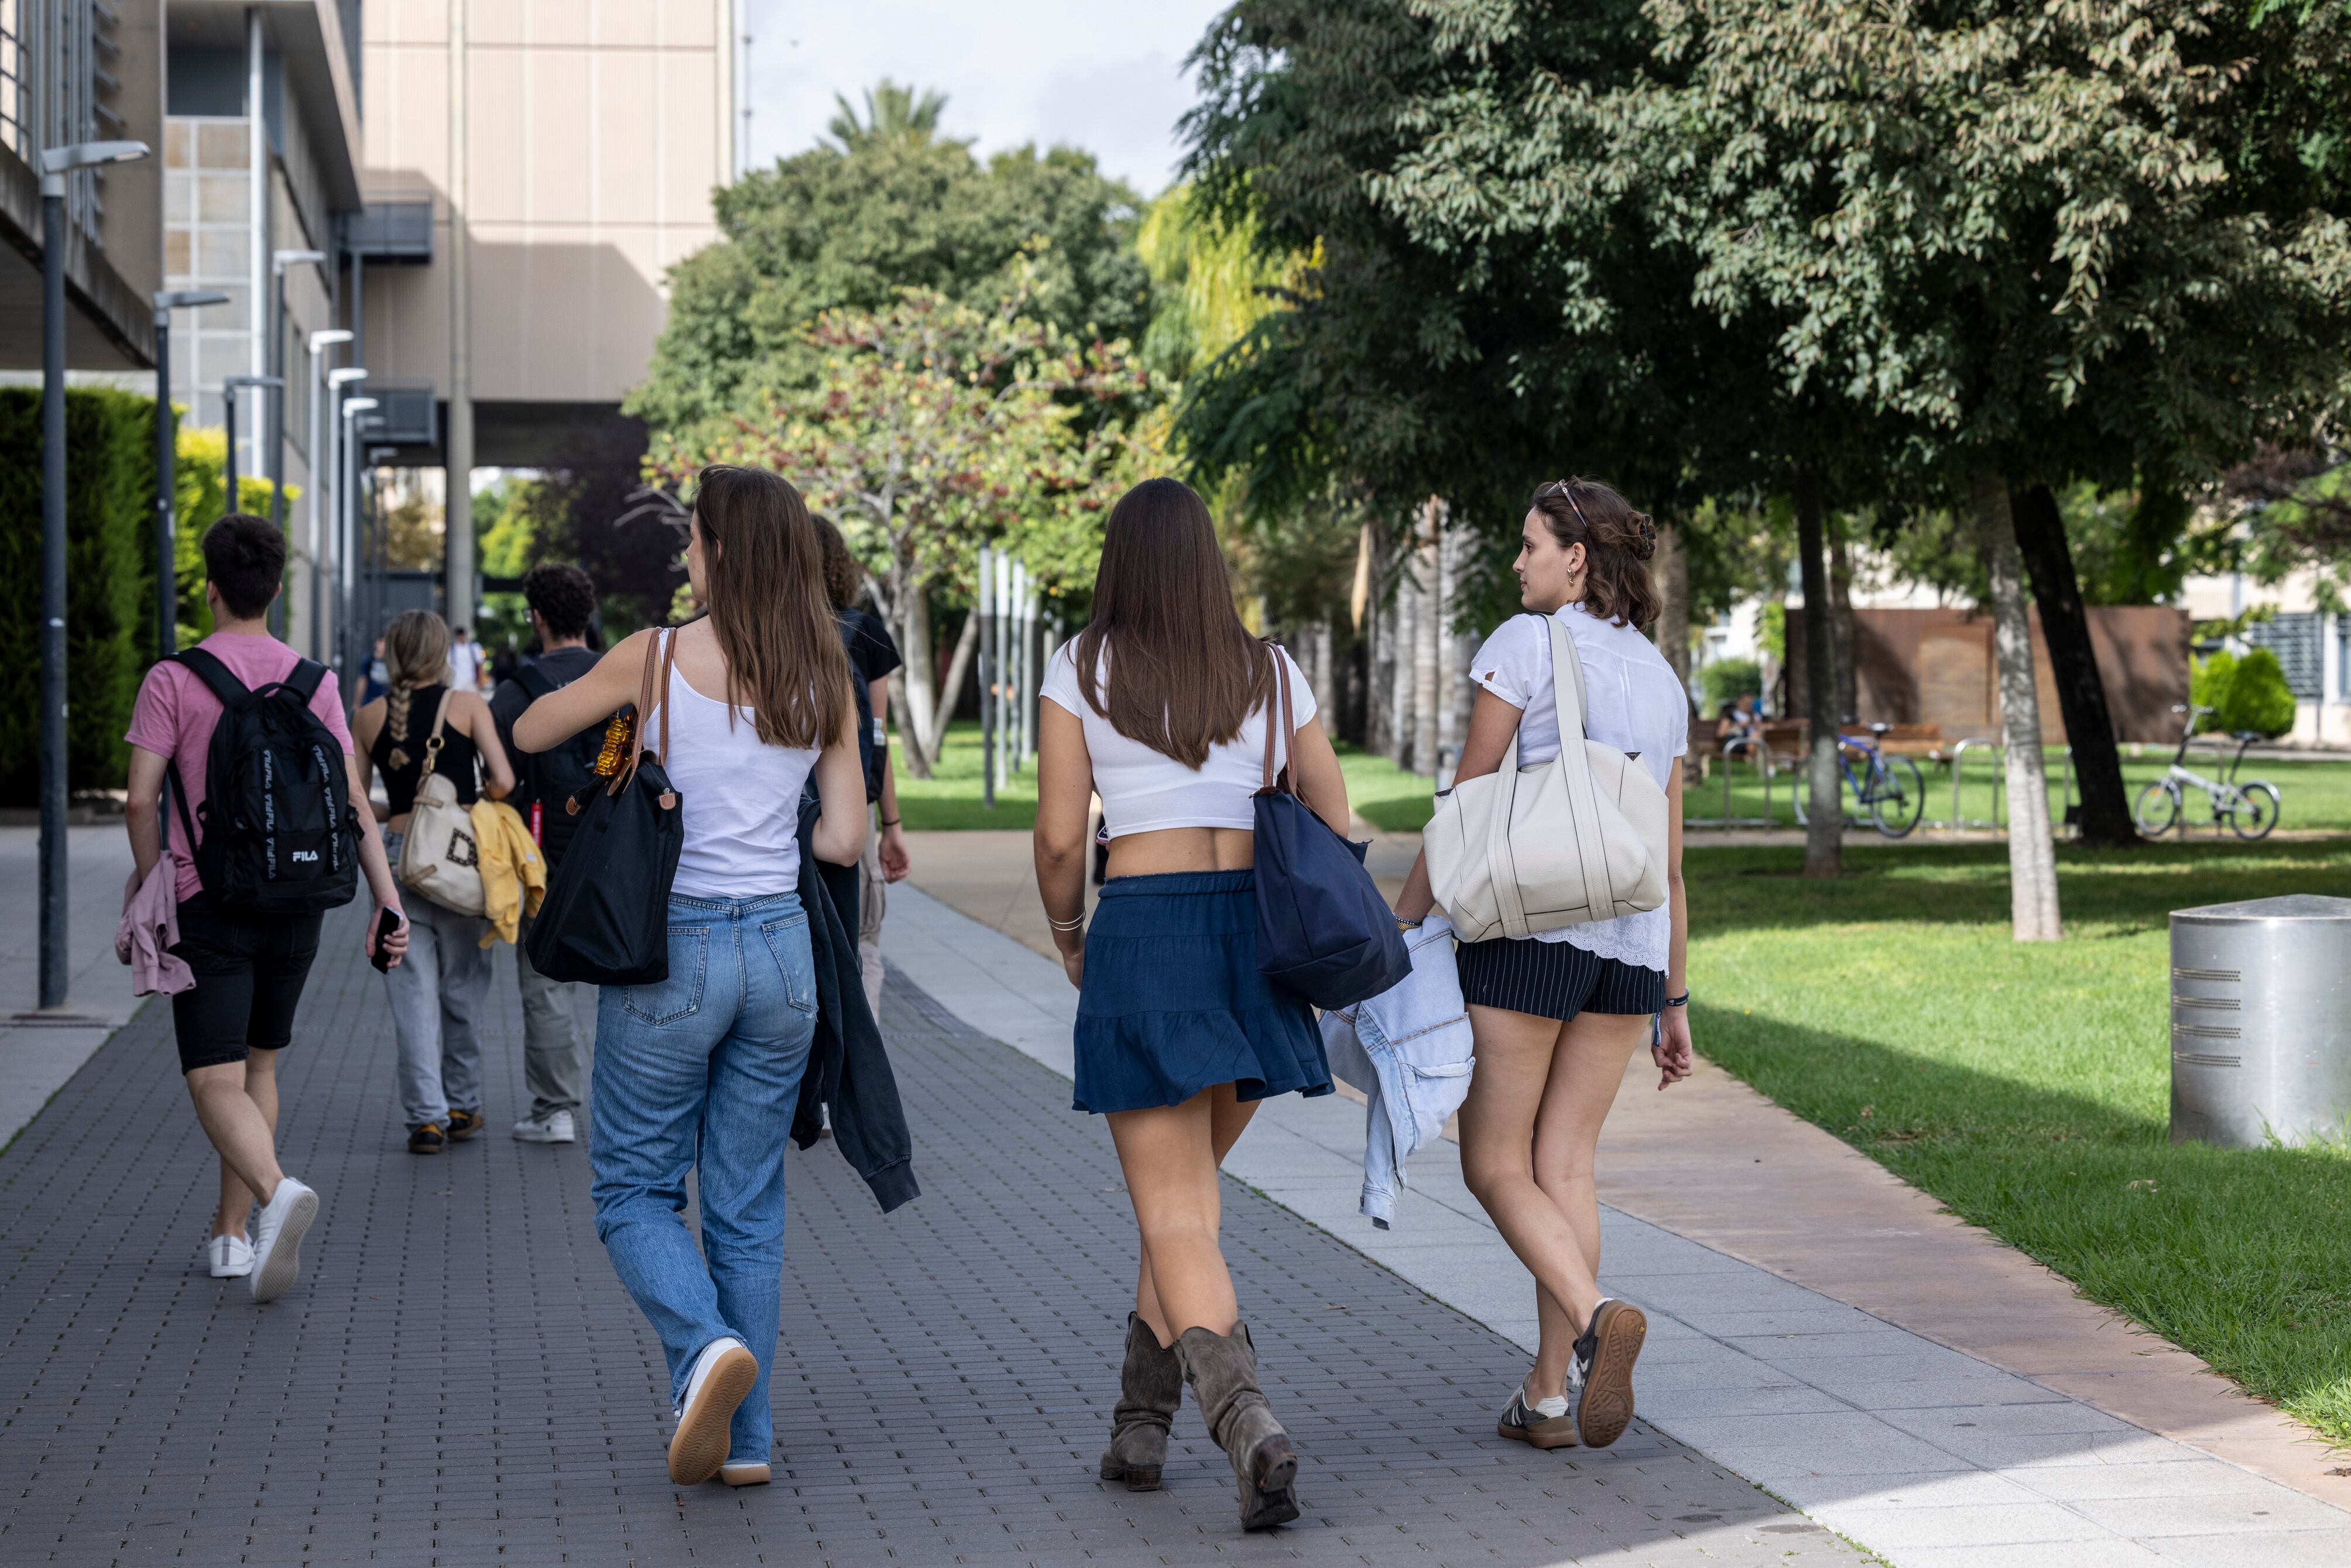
[1699,656,1763,715]
[0,387,157,805]
[2191,648,2298,739]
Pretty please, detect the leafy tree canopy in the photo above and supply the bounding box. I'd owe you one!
[629,80,1153,468]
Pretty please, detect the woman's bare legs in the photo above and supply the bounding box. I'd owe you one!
[1109,1086,1256,1346]
[1130,1085,1257,1347]
[1458,1004,1646,1397]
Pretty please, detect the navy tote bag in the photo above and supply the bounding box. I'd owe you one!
[1251,646,1411,1008]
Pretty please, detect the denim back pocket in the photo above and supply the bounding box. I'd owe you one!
[758,911,816,1015]
[623,925,710,1024]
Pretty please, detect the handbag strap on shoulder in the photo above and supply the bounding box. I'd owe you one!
[1547,610,1619,912]
[415,689,455,785]
[1257,643,1298,795]
[612,629,666,795]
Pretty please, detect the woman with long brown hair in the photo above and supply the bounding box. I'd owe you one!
[1394,477,1695,1455]
[1034,477,1351,1531]
[513,465,869,1489]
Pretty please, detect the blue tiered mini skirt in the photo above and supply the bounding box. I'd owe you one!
[1072,869,1332,1114]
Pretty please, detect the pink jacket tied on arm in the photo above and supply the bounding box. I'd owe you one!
[116,857,193,997]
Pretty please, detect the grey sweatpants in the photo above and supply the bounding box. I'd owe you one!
[385,884,495,1131]
[515,910,584,1118]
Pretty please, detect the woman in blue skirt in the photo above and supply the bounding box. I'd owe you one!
[1033,478,1350,1531]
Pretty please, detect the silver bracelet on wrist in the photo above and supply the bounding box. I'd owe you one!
[1047,913,1085,932]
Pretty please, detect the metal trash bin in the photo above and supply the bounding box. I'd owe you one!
[2170,894,2351,1148]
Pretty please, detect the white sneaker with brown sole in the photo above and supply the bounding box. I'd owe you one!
[719,1461,772,1487]
[669,1338,758,1485]
[1569,1299,1647,1449]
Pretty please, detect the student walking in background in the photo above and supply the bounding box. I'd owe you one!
[1394,478,1695,1454]
[122,514,410,1303]
[513,465,868,1489]
[488,564,604,1144]
[354,610,516,1155]
[810,516,912,1016]
[1033,478,1349,1531]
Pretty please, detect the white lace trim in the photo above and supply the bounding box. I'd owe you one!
[1529,905,1668,973]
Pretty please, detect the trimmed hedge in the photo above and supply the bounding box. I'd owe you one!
[0,387,155,805]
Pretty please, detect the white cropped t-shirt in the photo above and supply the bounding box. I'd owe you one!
[658,652,821,900]
[1040,640,1318,838]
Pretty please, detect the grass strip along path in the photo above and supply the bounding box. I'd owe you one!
[1689,838,2351,1449]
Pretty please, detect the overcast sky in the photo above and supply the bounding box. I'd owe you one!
[738,1,1232,197]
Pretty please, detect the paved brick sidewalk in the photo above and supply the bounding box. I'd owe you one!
[0,902,1855,1567]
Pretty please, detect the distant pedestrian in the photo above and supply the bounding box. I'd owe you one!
[446,625,481,693]
[354,610,516,1154]
[359,637,389,709]
[1393,478,1695,1454]
[512,465,868,1489]
[1033,477,1347,1531]
[488,564,603,1144]
[810,516,911,1016]
[122,513,410,1303]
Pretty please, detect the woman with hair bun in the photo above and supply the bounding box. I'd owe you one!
[1394,476,1695,1456]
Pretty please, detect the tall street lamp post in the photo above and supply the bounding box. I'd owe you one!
[329,370,369,678]
[152,290,232,663]
[221,374,283,509]
[35,139,150,1013]
[306,330,354,660]
[340,399,381,685]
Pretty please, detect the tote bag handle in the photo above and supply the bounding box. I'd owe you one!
[1547,614,1619,924]
[1256,643,1300,796]
[609,628,678,804]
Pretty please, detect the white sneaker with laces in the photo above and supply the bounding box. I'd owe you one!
[669,1336,758,1484]
[249,1177,318,1304]
[204,1234,254,1278]
[512,1109,577,1144]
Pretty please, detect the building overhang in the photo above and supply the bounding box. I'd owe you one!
[170,1,365,214]
[0,146,156,370]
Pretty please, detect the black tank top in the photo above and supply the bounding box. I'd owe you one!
[371,684,482,816]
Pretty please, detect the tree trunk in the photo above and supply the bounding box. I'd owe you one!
[1655,519,1698,781]
[926,605,979,767]
[1794,470,1843,878]
[2010,483,2138,848]
[1389,544,1418,769]
[887,563,938,781]
[1434,523,1466,778]
[1411,504,1441,777]
[1975,472,2062,942]
[1828,520,1858,723]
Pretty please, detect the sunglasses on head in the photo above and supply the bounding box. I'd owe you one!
[1539,480,1593,533]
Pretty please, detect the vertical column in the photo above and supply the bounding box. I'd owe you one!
[977,547,996,810]
[444,0,477,634]
[246,9,267,498]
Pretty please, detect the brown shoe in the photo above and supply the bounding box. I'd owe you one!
[445,1108,484,1141]
[1098,1313,1183,1491]
[1569,1299,1647,1450]
[1174,1324,1299,1531]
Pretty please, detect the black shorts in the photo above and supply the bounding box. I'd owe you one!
[167,894,325,1073]
[1455,936,1666,1022]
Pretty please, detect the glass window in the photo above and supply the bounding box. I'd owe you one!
[2244,612,2322,699]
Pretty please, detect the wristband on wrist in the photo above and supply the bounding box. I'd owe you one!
[1663,991,1689,1008]
[880,816,902,828]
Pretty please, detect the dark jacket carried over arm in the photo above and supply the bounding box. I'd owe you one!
[792,798,919,1212]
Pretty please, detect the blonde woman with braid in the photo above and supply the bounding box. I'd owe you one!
[353,610,516,1154]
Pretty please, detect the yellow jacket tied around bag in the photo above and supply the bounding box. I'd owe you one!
[471,800,546,946]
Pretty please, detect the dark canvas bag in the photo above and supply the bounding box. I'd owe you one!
[167,647,361,916]
[523,630,685,986]
[1250,647,1412,1008]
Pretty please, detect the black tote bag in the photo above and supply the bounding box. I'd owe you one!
[1252,647,1412,1008]
[525,629,686,986]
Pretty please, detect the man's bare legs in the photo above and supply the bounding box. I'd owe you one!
[187,1052,284,1237]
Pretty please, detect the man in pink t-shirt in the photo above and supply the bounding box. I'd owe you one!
[122,514,409,1306]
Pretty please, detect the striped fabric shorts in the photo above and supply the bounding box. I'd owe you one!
[1454,935,1667,1022]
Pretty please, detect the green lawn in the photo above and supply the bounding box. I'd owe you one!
[893,723,1038,830]
[1686,837,2351,1445]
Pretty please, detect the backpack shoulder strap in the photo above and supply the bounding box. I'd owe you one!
[280,658,327,703]
[164,759,200,845]
[514,662,560,701]
[169,647,252,708]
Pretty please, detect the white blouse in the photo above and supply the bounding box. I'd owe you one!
[1040,640,1318,838]
[1468,603,1687,972]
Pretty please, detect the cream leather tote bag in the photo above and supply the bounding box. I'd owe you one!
[396,690,489,917]
[1425,615,1668,942]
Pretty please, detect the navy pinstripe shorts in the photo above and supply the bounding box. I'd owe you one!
[1455,936,1667,1022]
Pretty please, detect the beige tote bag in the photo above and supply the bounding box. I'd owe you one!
[396,691,489,917]
[1424,615,1668,943]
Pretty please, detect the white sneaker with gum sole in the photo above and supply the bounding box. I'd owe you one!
[669,1337,758,1484]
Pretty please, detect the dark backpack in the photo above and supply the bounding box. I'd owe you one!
[167,648,361,916]
[513,659,606,859]
[838,610,886,804]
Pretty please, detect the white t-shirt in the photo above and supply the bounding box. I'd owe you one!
[1040,639,1318,838]
[446,640,481,692]
[1468,603,1687,971]
[659,659,821,899]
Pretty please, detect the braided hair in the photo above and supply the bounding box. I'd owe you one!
[380,609,453,772]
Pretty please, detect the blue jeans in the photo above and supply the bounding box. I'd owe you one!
[590,889,817,1465]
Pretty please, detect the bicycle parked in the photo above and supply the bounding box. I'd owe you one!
[2134,704,2280,840]
[1791,720,1927,838]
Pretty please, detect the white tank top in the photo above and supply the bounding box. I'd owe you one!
[656,642,820,900]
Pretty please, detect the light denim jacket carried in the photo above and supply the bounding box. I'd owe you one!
[1318,913,1475,1227]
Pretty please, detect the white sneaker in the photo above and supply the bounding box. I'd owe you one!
[204,1234,254,1278]
[512,1109,577,1144]
[669,1336,758,1485]
[249,1176,318,1304]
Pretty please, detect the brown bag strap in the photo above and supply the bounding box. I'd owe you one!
[659,625,677,762]
[414,689,455,785]
[612,629,666,795]
[1256,643,1300,795]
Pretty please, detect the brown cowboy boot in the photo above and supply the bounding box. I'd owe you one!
[1173,1323,1299,1530]
[1097,1313,1184,1491]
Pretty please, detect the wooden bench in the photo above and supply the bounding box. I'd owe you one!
[1746,721,1951,768]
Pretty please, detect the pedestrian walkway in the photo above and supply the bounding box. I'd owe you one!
[0,897,1853,1567]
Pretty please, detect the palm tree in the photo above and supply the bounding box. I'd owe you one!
[825,80,950,151]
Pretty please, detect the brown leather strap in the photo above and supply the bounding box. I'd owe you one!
[1256,643,1300,796]
[1259,643,1280,791]
[612,629,664,796]
[658,625,677,762]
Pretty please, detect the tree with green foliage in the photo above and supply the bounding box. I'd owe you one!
[2191,647,2300,740]
[680,291,1150,777]
[628,80,1152,472]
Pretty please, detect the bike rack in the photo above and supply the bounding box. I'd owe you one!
[1702,736,1775,829]
[1922,737,2003,829]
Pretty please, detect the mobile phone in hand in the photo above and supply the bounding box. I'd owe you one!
[370,906,402,973]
